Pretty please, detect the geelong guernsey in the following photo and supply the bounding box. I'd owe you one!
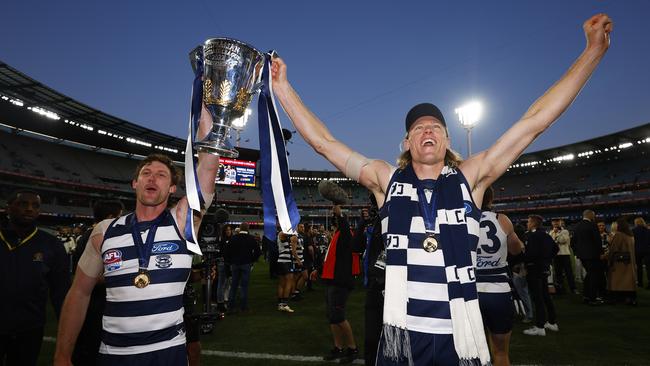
[476,211,510,293]
[380,167,481,335]
[99,210,192,355]
[277,236,292,263]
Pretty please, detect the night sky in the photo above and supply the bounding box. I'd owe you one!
[2,0,648,170]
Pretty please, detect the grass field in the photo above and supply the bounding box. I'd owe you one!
[39,261,650,365]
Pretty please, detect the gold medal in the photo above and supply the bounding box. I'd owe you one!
[422,235,438,253]
[134,270,151,288]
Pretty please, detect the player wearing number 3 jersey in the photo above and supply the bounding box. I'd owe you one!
[476,187,524,366]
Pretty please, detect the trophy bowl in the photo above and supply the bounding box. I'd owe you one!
[190,38,264,158]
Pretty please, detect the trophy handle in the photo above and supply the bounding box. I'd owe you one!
[189,45,203,73]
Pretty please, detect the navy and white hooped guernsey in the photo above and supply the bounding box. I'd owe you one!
[277,236,292,263]
[99,210,192,356]
[476,211,510,294]
[379,168,481,335]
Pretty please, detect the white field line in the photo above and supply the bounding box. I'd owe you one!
[42,337,558,365]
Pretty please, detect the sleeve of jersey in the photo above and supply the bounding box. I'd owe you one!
[77,219,111,278]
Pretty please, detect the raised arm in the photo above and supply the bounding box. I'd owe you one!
[175,103,220,236]
[461,14,612,198]
[270,58,393,204]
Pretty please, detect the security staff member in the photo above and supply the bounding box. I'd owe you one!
[0,190,70,366]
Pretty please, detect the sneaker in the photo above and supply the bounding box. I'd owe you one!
[523,326,546,336]
[339,347,359,364]
[544,322,559,332]
[323,347,344,361]
[522,317,533,324]
[278,304,295,313]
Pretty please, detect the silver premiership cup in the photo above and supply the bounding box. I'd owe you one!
[190,38,264,158]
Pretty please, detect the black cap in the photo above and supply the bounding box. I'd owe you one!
[405,103,446,132]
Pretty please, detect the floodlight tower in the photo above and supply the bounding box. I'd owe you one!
[455,101,483,157]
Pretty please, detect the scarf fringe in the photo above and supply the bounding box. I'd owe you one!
[381,324,413,366]
[459,358,492,366]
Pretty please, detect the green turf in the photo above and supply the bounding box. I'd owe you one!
[39,261,650,365]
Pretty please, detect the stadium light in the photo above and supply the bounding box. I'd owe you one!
[455,101,483,157]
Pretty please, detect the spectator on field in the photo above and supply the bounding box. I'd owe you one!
[632,217,650,288]
[522,215,559,336]
[549,218,577,294]
[224,222,261,313]
[606,218,637,305]
[573,210,606,305]
[216,225,233,312]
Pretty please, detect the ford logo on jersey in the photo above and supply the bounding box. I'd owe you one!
[152,242,179,254]
[464,201,472,214]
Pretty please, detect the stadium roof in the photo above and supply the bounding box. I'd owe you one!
[0,61,259,162]
[1,60,647,169]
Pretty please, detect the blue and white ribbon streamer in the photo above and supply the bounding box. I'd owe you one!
[258,52,301,241]
[183,49,206,255]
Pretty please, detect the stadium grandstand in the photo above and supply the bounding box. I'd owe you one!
[1,60,649,230]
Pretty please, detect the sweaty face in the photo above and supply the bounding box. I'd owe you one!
[404,117,449,165]
[132,161,176,208]
[8,193,41,226]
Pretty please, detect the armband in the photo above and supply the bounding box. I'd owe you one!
[344,151,371,182]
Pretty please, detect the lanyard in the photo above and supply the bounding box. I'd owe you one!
[414,179,438,234]
[0,228,38,251]
[131,212,166,270]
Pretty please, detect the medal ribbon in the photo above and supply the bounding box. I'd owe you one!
[183,48,206,255]
[131,212,167,271]
[258,51,301,241]
[415,179,438,234]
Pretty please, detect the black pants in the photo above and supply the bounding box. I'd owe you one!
[0,327,44,366]
[635,252,649,287]
[364,287,384,366]
[553,255,576,292]
[582,259,606,300]
[526,268,556,328]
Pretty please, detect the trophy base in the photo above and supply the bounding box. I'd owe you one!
[194,142,239,158]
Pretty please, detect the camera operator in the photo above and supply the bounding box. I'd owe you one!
[352,197,384,366]
[183,258,216,366]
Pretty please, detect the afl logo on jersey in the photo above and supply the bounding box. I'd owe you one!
[152,242,179,254]
[103,249,123,271]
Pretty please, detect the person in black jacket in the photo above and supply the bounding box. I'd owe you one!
[522,215,558,337]
[573,209,606,304]
[224,222,261,312]
[0,190,71,366]
[632,217,650,288]
[322,205,358,364]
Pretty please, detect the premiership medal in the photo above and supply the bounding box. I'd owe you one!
[134,270,151,288]
[423,235,438,253]
[131,212,167,290]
